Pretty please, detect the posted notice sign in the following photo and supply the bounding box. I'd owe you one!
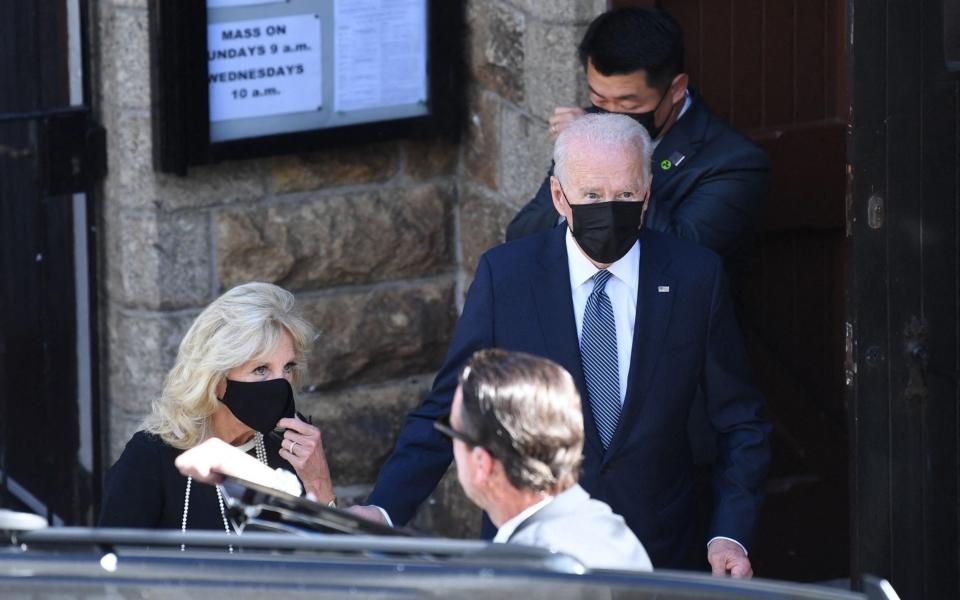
[208,14,322,122]
[333,0,427,113]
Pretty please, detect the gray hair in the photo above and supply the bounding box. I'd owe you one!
[458,349,584,494]
[553,112,653,189]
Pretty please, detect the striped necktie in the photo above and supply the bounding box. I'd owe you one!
[580,269,621,450]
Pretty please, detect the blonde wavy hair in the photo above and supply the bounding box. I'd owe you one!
[142,282,315,449]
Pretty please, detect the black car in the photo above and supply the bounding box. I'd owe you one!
[0,479,892,599]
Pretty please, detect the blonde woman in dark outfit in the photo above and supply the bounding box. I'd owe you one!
[99,282,334,534]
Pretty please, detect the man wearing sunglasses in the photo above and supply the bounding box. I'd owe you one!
[434,349,651,571]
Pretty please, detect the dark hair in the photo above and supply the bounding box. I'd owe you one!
[457,349,584,494]
[578,7,685,91]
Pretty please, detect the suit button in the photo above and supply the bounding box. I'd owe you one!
[600,465,610,475]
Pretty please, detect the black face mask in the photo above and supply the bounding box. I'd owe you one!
[219,378,296,435]
[561,185,644,264]
[586,87,671,140]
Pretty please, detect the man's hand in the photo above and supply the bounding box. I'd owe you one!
[548,107,586,140]
[175,437,279,489]
[346,505,390,525]
[707,538,753,578]
[175,438,230,484]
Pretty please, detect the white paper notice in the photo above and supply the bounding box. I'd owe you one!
[334,0,427,112]
[208,15,322,122]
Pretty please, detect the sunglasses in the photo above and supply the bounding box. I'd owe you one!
[434,415,481,447]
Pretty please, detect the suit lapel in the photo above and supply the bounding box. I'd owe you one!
[647,90,710,228]
[651,88,709,169]
[604,232,674,461]
[530,228,603,456]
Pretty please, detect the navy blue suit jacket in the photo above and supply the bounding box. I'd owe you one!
[368,226,771,568]
[505,91,770,285]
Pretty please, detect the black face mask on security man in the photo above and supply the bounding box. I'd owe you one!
[586,87,671,140]
[219,378,296,435]
[559,183,645,265]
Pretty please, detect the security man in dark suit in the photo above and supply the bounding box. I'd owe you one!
[506,7,770,295]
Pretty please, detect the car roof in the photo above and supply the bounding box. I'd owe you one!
[0,527,866,600]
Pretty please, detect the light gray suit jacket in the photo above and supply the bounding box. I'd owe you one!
[508,484,653,571]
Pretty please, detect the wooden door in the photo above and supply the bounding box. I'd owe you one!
[612,0,851,581]
[848,0,960,597]
[0,0,102,525]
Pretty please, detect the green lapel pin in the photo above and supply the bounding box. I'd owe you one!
[660,151,686,171]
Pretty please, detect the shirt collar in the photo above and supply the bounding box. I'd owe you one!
[492,495,553,543]
[677,89,692,120]
[565,228,641,295]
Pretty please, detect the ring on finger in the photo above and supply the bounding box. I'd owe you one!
[289,440,298,454]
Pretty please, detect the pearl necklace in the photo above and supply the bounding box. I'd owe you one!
[180,432,267,552]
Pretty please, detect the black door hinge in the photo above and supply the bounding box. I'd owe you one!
[0,106,107,196]
[40,107,107,196]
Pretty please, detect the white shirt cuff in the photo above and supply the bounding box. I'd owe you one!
[371,505,394,527]
[707,536,748,556]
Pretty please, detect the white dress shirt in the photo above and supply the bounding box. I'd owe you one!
[566,228,640,405]
[492,495,553,543]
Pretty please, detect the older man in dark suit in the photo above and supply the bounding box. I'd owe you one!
[360,112,770,577]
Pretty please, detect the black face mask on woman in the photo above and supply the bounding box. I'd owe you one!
[219,378,296,434]
[560,184,645,264]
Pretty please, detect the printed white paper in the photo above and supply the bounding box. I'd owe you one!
[334,0,427,112]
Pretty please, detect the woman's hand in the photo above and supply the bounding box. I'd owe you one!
[276,416,334,504]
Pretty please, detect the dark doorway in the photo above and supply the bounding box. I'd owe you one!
[612,0,851,582]
[848,0,960,598]
[0,1,103,525]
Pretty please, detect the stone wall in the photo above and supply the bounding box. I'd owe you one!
[94,0,603,536]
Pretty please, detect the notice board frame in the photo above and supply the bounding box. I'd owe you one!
[148,1,464,175]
